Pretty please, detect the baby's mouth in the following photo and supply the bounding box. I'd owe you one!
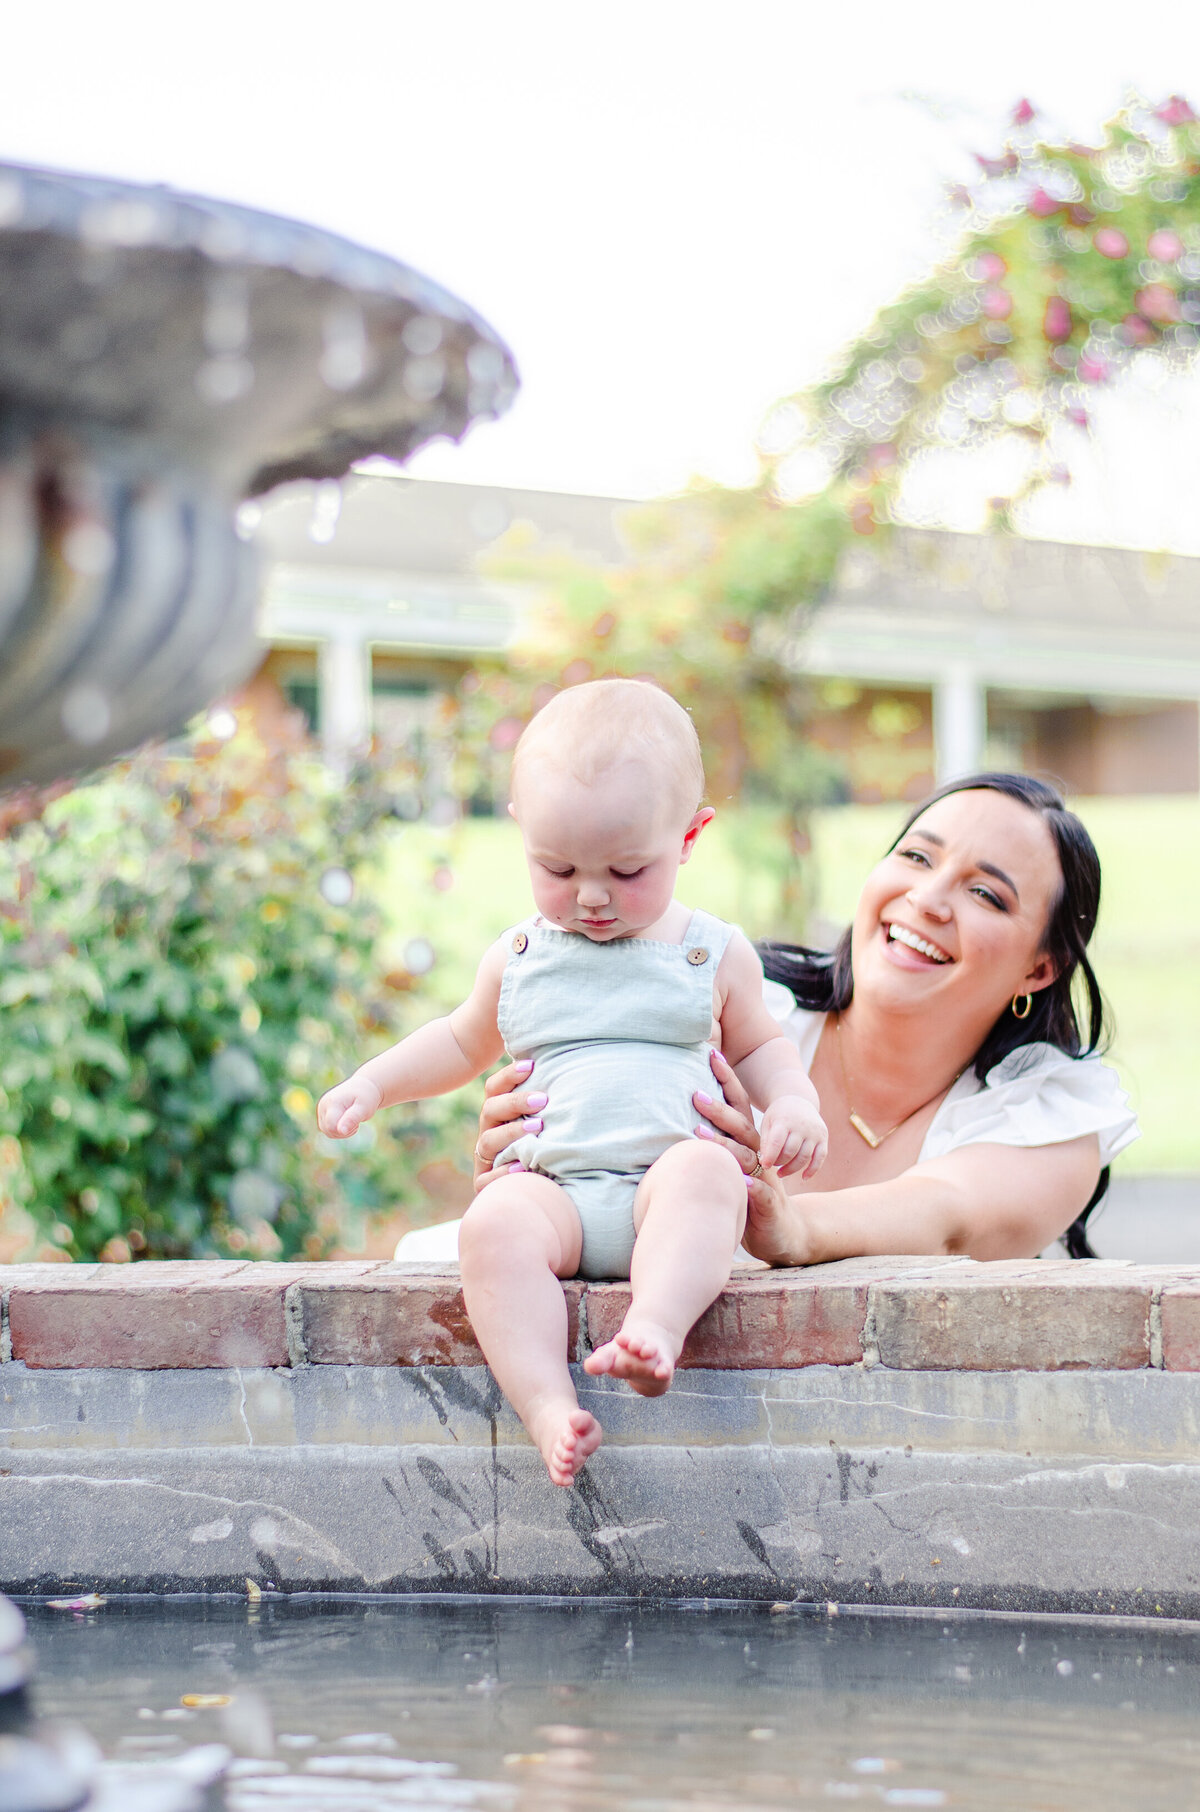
[886,922,952,964]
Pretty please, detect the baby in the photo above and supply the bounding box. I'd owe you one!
[318,679,826,1486]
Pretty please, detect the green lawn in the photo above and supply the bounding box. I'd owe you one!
[379,796,1200,1175]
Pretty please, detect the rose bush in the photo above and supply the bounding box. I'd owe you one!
[0,724,467,1261]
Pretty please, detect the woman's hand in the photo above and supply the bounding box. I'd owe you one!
[691,1050,761,1172]
[473,1060,548,1193]
[693,1049,818,1266]
[742,1167,818,1268]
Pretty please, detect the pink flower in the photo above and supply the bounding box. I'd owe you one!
[975,151,1019,179]
[1157,96,1196,127]
[848,497,876,536]
[1028,188,1060,218]
[981,286,1014,320]
[1043,296,1072,343]
[972,251,1008,283]
[488,715,524,751]
[1135,283,1181,324]
[1012,97,1037,126]
[1120,313,1156,346]
[1093,227,1129,260]
[1147,229,1184,264]
[1078,354,1110,384]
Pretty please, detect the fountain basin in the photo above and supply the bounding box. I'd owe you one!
[2,1256,1200,1613]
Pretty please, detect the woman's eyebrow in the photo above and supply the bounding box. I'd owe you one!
[907,829,1019,900]
[978,860,1019,900]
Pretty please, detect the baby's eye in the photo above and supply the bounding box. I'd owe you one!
[541,864,573,879]
[611,867,645,881]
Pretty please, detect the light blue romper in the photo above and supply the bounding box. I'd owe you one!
[495,907,736,1280]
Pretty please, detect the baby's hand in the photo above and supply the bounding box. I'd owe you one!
[758,1094,828,1180]
[317,1074,383,1139]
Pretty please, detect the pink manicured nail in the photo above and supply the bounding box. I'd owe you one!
[695,1090,713,1105]
[525,1117,543,1134]
[694,1124,716,1140]
[513,1060,534,1077]
[526,1091,548,1111]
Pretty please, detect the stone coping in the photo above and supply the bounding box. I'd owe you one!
[3,1254,1200,1373]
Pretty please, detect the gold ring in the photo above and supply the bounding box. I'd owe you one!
[749,1159,763,1178]
[474,1142,487,1163]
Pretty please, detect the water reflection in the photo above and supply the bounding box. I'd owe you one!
[20,1599,1200,1809]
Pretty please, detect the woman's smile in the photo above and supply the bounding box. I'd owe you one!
[883,920,953,966]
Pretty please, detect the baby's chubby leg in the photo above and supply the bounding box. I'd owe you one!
[458,1174,600,1487]
[584,1140,746,1398]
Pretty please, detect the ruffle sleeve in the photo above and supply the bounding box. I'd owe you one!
[920,1042,1140,1166]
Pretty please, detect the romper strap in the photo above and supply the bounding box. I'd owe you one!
[680,907,737,966]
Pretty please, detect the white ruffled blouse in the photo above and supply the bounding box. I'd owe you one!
[767,984,1140,1168]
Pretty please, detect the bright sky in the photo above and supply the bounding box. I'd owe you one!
[4,1,1200,545]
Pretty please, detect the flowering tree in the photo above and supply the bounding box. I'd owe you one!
[457,95,1200,905]
[767,95,1200,531]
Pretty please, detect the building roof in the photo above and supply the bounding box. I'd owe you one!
[253,474,639,656]
[253,472,637,574]
[253,476,1200,700]
[798,526,1200,703]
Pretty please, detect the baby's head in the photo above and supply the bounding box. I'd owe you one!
[509,679,713,940]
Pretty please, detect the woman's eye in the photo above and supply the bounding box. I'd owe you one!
[971,884,1005,911]
[897,846,929,866]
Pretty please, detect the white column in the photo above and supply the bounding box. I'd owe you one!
[318,634,372,774]
[933,664,986,784]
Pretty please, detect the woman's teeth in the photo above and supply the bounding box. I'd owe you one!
[888,924,950,963]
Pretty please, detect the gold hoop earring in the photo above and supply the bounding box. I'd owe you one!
[1011,993,1033,1020]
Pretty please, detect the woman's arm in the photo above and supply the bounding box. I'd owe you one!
[693,1048,1103,1263]
[743,1135,1103,1265]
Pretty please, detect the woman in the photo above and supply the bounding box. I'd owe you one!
[402,774,1138,1265]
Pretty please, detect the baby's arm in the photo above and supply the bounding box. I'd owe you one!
[317,939,509,1138]
[715,932,827,1178]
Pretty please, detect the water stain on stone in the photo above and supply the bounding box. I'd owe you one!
[735,1521,777,1574]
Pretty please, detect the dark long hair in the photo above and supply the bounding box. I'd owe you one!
[759,773,1112,1257]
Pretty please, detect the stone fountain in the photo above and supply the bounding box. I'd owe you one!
[0,155,516,1809]
[0,158,517,788]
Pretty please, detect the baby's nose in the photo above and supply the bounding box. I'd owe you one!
[576,876,610,907]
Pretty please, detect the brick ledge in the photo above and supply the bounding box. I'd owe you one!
[3,1255,1200,1373]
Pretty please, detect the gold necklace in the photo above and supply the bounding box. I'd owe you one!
[833,1013,963,1149]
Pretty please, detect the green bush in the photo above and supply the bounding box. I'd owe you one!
[0,727,467,1261]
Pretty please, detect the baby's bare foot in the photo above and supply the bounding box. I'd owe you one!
[583,1321,677,1398]
[528,1403,603,1487]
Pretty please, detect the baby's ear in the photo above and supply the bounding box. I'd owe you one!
[506,801,518,822]
[680,806,715,862]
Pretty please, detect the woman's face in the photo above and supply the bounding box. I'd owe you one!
[851,788,1062,1023]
